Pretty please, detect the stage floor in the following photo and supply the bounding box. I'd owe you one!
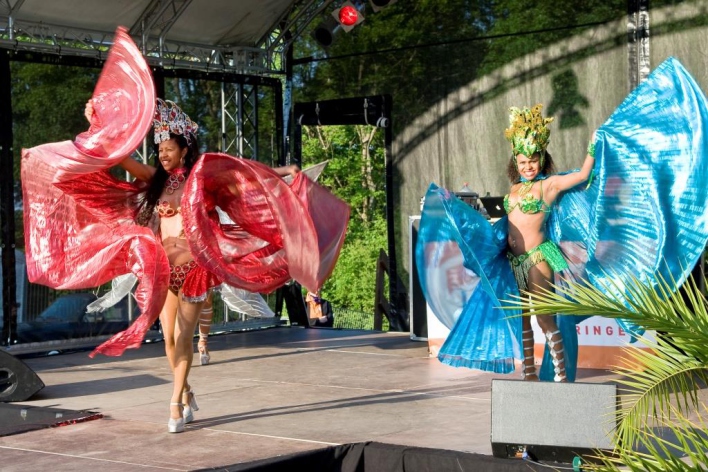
[0,326,619,471]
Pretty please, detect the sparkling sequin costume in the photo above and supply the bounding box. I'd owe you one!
[503,179,567,291]
[152,161,220,303]
[507,240,568,292]
[157,195,218,301]
[416,57,708,381]
[21,28,350,357]
[503,180,551,215]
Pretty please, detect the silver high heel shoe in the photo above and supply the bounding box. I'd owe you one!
[545,330,567,382]
[168,402,185,433]
[198,334,210,366]
[182,389,199,424]
[198,307,212,366]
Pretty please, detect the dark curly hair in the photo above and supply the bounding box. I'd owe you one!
[506,151,556,183]
[135,133,200,226]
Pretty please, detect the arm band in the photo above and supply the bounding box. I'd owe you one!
[587,140,596,158]
[585,170,594,190]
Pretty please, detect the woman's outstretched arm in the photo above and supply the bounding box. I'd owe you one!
[547,131,597,194]
[118,156,156,182]
[272,164,301,178]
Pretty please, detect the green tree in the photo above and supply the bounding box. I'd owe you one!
[322,218,389,313]
[293,0,494,132]
[300,124,387,312]
[477,0,627,73]
[12,62,98,178]
[301,124,386,227]
[11,62,99,247]
[164,77,221,154]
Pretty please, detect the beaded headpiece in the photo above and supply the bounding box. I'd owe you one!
[504,104,553,165]
[153,98,199,145]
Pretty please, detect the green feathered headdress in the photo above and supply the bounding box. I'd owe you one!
[504,104,553,161]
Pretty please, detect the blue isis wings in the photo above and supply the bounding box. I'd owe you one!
[416,57,708,380]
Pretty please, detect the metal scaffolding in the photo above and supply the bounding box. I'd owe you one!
[221,82,259,158]
[0,0,335,76]
[0,0,323,348]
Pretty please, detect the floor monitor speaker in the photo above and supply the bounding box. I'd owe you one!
[491,379,618,463]
[0,349,45,402]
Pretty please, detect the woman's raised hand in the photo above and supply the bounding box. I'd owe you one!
[84,100,94,123]
[273,164,301,179]
[287,164,301,178]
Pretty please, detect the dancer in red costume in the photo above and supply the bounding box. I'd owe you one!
[85,97,297,432]
[21,28,349,433]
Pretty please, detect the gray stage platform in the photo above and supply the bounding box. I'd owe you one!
[0,327,618,471]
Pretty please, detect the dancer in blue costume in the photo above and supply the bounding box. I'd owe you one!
[501,106,595,382]
[416,57,708,382]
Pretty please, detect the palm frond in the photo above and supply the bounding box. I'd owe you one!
[505,269,708,468]
[611,343,708,448]
[587,404,708,471]
[504,271,708,361]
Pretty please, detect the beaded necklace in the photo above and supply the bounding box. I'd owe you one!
[517,180,535,198]
[165,167,186,195]
[517,173,549,196]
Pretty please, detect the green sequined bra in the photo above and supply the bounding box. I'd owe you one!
[503,180,551,215]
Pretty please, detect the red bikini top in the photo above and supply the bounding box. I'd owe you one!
[156,200,180,218]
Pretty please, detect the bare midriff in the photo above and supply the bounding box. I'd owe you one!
[158,187,193,266]
[507,210,547,256]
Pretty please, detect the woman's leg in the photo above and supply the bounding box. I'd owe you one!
[527,262,566,382]
[160,290,179,373]
[197,293,213,365]
[160,291,186,431]
[509,252,539,381]
[521,312,538,381]
[169,294,203,427]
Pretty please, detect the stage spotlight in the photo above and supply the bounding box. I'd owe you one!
[369,0,397,12]
[312,1,365,48]
[333,1,364,33]
[312,16,340,48]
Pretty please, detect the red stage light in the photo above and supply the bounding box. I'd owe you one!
[338,5,359,26]
[328,1,364,35]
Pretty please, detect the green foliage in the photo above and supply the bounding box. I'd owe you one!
[11,62,99,247]
[164,77,221,154]
[507,272,708,469]
[478,0,627,73]
[294,1,494,132]
[12,62,98,179]
[299,124,388,312]
[301,124,386,227]
[321,218,388,313]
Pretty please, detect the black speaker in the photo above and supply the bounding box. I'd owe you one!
[491,379,618,463]
[0,349,45,402]
[408,217,427,340]
[281,283,310,327]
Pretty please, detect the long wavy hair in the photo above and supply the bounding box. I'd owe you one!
[506,151,556,183]
[135,132,199,226]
